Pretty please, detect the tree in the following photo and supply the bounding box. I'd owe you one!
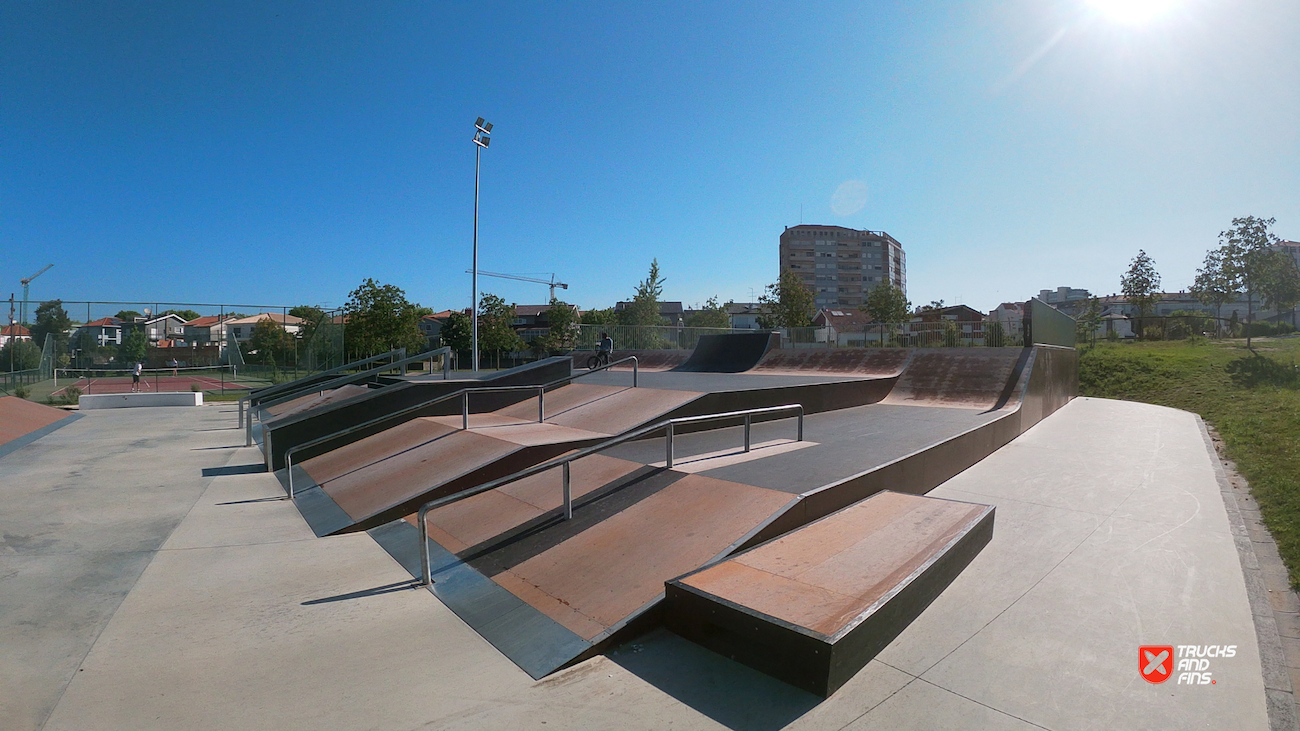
[1218,216,1282,349]
[757,269,815,328]
[30,300,72,350]
[342,278,426,358]
[1120,250,1161,339]
[619,259,667,327]
[920,299,945,313]
[1,339,41,372]
[120,330,148,364]
[542,298,579,352]
[115,310,143,322]
[289,305,327,343]
[685,296,731,329]
[1190,248,1238,337]
[161,308,201,322]
[861,283,911,345]
[248,318,290,365]
[440,311,473,354]
[580,307,617,326]
[478,293,523,365]
[1257,250,1300,332]
[1075,297,1102,346]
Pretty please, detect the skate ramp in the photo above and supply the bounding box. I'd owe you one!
[666,491,994,697]
[290,384,706,536]
[372,462,795,678]
[0,397,80,458]
[262,357,573,470]
[751,348,912,377]
[881,348,1024,410]
[261,385,371,420]
[673,332,779,373]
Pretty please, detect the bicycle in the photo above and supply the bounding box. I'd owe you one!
[586,351,611,370]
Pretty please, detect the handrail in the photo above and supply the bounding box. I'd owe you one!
[281,355,640,496]
[246,348,434,447]
[415,403,803,585]
[239,349,405,428]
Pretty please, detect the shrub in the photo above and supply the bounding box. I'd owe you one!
[191,384,203,392]
[13,384,30,399]
[58,385,82,405]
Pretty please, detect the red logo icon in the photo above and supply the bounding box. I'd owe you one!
[1141,646,1174,684]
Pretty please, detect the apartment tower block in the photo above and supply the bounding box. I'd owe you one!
[779,225,906,309]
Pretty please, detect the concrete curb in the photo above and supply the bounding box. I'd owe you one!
[1198,416,1300,731]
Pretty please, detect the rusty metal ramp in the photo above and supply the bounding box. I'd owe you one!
[287,385,703,536]
[368,462,794,679]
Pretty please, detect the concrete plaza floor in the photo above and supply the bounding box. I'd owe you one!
[0,397,1289,730]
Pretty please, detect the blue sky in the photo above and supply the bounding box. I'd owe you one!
[2,0,1297,319]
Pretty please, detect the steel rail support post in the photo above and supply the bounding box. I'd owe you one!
[665,422,674,469]
[562,462,572,520]
[744,414,751,452]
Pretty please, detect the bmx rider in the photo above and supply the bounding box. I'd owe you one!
[589,331,614,369]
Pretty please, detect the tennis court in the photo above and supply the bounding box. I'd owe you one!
[52,366,253,396]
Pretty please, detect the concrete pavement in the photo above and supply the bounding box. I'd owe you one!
[1,397,1285,730]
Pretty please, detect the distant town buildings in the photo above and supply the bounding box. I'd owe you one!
[226,313,303,342]
[1036,287,1091,306]
[613,301,685,325]
[0,323,31,347]
[779,225,906,309]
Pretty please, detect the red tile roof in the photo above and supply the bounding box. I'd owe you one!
[84,317,123,328]
[1,324,30,337]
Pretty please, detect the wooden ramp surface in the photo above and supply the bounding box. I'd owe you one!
[881,348,1022,410]
[667,491,993,696]
[0,396,71,446]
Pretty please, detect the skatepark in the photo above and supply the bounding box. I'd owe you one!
[1,318,1294,730]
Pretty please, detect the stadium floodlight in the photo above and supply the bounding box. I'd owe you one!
[471,117,494,372]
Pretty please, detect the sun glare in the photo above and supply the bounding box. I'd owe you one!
[1086,0,1179,25]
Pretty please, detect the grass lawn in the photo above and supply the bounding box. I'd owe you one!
[1080,336,1300,587]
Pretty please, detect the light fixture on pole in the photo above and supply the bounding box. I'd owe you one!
[471,117,492,373]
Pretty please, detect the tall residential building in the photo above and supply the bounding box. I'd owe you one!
[779,225,906,309]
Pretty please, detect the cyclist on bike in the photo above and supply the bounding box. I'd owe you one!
[587,331,614,369]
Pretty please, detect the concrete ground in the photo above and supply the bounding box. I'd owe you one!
[0,397,1283,730]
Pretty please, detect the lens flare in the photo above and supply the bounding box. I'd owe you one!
[1086,0,1179,25]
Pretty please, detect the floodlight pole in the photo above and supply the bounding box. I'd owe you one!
[472,139,481,373]
[471,118,492,373]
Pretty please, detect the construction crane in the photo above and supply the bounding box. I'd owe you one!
[20,264,52,324]
[465,270,569,301]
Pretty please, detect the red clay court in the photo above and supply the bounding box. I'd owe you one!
[52,368,251,396]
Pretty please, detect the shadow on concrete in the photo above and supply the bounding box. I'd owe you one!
[216,496,290,505]
[608,628,819,731]
[301,580,422,605]
[202,463,268,477]
[191,445,242,451]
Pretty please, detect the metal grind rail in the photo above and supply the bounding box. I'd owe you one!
[415,402,804,585]
[245,349,442,447]
[281,355,640,498]
[238,349,407,428]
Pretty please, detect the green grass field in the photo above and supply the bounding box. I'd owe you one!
[1080,337,1300,587]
